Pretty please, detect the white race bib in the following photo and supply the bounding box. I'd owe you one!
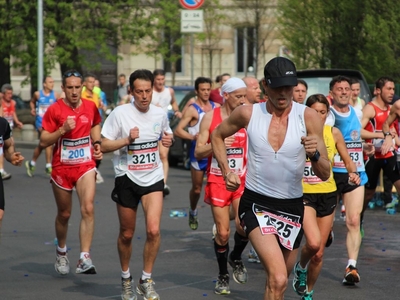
[127,140,159,171]
[253,203,302,251]
[60,136,92,165]
[303,161,324,184]
[210,147,244,176]
[333,141,364,171]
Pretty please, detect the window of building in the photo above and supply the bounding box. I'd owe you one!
[236,27,256,73]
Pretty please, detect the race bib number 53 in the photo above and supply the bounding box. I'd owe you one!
[253,203,302,250]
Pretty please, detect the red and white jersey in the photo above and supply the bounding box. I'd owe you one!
[206,107,248,183]
[2,100,16,128]
[364,102,395,159]
[42,98,101,168]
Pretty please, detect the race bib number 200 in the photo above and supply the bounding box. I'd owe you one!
[253,203,302,251]
[60,136,92,164]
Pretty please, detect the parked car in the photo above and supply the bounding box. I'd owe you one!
[296,69,372,103]
[168,89,196,167]
[168,86,194,120]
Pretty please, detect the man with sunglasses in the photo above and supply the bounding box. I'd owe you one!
[40,69,103,276]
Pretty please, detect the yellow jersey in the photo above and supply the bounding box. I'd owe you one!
[81,89,101,108]
[302,125,337,194]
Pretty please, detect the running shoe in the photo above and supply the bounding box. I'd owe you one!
[163,184,170,196]
[1,170,11,180]
[45,166,52,176]
[228,254,248,284]
[25,161,35,177]
[76,254,97,274]
[248,247,260,263]
[96,171,104,184]
[214,274,230,295]
[340,204,346,221]
[136,278,159,300]
[325,230,334,247]
[188,211,198,230]
[121,276,137,300]
[301,290,314,300]
[342,265,360,285]
[212,223,217,240]
[293,261,308,295]
[55,250,70,275]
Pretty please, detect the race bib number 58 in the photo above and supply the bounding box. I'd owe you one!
[253,203,302,251]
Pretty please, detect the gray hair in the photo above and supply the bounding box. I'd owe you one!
[1,84,13,94]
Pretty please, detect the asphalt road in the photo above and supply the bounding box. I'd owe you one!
[0,143,399,300]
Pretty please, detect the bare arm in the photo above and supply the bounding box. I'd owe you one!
[211,105,251,189]
[169,88,182,119]
[194,110,213,160]
[303,108,330,181]
[174,106,198,141]
[181,97,195,115]
[30,91,39,116]
[91,124,103,161]
[382,102,400,154]
[333,127,360,185]
[360,103,382,139]
[3,137,24,166]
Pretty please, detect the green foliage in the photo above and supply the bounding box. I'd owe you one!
[0,0,149,91]
[278,0,400,83]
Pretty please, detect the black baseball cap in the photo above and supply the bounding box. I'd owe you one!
[264,57,297,88]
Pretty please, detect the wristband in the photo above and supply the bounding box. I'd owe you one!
[93,140,102,146]
[383,132,391,137]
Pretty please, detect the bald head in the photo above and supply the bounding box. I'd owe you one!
[243,77,261,104]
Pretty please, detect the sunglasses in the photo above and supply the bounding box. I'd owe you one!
[63,71,82,79]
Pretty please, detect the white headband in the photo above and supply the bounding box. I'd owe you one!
[220,77,247,96]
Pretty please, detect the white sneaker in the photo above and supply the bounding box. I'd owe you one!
[55,251,70,275]
[96,171,104,184]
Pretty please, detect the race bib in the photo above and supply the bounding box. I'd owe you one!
[38,104,50,117]
[210,147,244,176]
[333,141,364,170]
[60,136,92,164]
[253,203,302,251]
[127,140,159,171]
[303,161,324,184]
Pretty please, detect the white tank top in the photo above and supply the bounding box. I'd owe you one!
[152,87,172,113]
[246,102,307,198]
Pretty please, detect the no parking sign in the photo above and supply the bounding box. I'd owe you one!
[179,0,204,10]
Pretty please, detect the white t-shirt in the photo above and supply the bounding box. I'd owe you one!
[152,87,172,113]
[102,102,172,186]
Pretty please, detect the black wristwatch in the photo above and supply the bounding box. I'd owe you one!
[383,131,391,137]
[308,150,320,162]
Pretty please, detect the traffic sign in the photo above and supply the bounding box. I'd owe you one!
[179,0,204,10]
[181,10,203,33]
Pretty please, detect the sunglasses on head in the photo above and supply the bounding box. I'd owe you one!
[63,71,82,79]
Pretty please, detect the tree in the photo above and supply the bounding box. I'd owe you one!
[0,1,149,96]
[277,0,400,83]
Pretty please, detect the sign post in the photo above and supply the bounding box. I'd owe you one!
[180,0,205,85]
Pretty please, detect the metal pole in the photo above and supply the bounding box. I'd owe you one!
[190,33,194,86]
[37,0,43,89]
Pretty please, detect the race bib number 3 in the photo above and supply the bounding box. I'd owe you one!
[252,203,302,251]
[210,147,244,176]
[60,136,92,164]
[127,140,159,171]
